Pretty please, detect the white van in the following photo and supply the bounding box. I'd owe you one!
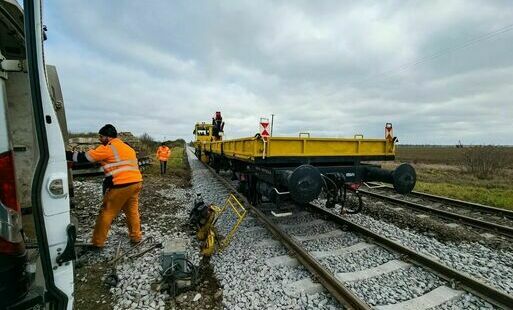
[1,0,74,308]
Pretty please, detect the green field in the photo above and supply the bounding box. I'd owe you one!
[142,146,190,180]
[387,146,513,210]
[396,146,513,166]
[396,146,467,164]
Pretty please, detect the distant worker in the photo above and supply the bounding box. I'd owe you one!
[67,124,143,249]
[156,142,171,175]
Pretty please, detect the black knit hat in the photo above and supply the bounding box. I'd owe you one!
[98,124,117,138]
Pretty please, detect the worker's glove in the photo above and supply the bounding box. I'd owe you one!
[65,151,73,161]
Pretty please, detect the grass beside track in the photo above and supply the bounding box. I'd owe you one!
[380,146,513,211]
[396,146,513,166]
[415,182,513,211]
[142,146,191,184]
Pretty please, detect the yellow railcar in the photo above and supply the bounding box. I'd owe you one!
[208,135,395,164]
[194,113,415,213]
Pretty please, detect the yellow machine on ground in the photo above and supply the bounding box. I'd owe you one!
[191,194,247,256]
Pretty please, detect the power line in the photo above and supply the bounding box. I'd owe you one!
[352,22,513,86]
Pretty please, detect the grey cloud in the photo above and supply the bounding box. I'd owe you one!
[44,0,513,144]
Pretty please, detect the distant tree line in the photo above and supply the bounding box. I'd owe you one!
[139,133,185,148]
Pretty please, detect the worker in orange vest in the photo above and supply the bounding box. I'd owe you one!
[156,142,171,175]
[68,124,143,249]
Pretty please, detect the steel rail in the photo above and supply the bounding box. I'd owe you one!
[360,189,513,239]
[193,149,513,308]
[196,153,371,310]
[365,182,513,219]
[309,204,513,309]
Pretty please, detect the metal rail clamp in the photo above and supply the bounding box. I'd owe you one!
[363,181,388,189]
[214,193,247,252]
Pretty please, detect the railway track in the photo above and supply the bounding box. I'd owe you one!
[360,184,513,239]
[192,149,513,309]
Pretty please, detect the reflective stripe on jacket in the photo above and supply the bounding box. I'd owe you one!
[156,146,171,161]
[86,138,143,185]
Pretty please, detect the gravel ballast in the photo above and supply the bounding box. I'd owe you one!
[188,149,341,309]
[73,162,224,310]
[346,212,513,295]
[346,266,445,306]
[188,148,503,309]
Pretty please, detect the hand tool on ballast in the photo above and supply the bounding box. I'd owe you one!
[104,237,162,287]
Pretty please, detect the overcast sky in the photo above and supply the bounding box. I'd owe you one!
[43,1,513,145]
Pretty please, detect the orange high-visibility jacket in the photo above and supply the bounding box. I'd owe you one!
[156,146,171,161]
[86,138,142,185]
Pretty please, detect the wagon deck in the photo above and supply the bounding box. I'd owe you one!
[204,136,395,165]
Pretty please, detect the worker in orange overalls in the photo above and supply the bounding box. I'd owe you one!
[156,142,171,175]
[68,124,143,249]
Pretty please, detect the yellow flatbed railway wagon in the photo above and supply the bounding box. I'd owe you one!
[195,114,415,213]
[207,135,395,164]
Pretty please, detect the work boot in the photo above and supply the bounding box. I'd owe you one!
[78,244,103,256]
[87,244,104,252]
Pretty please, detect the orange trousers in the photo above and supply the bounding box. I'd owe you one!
[92,182,143,247]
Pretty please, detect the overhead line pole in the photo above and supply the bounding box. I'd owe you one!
[271,114,274,137]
